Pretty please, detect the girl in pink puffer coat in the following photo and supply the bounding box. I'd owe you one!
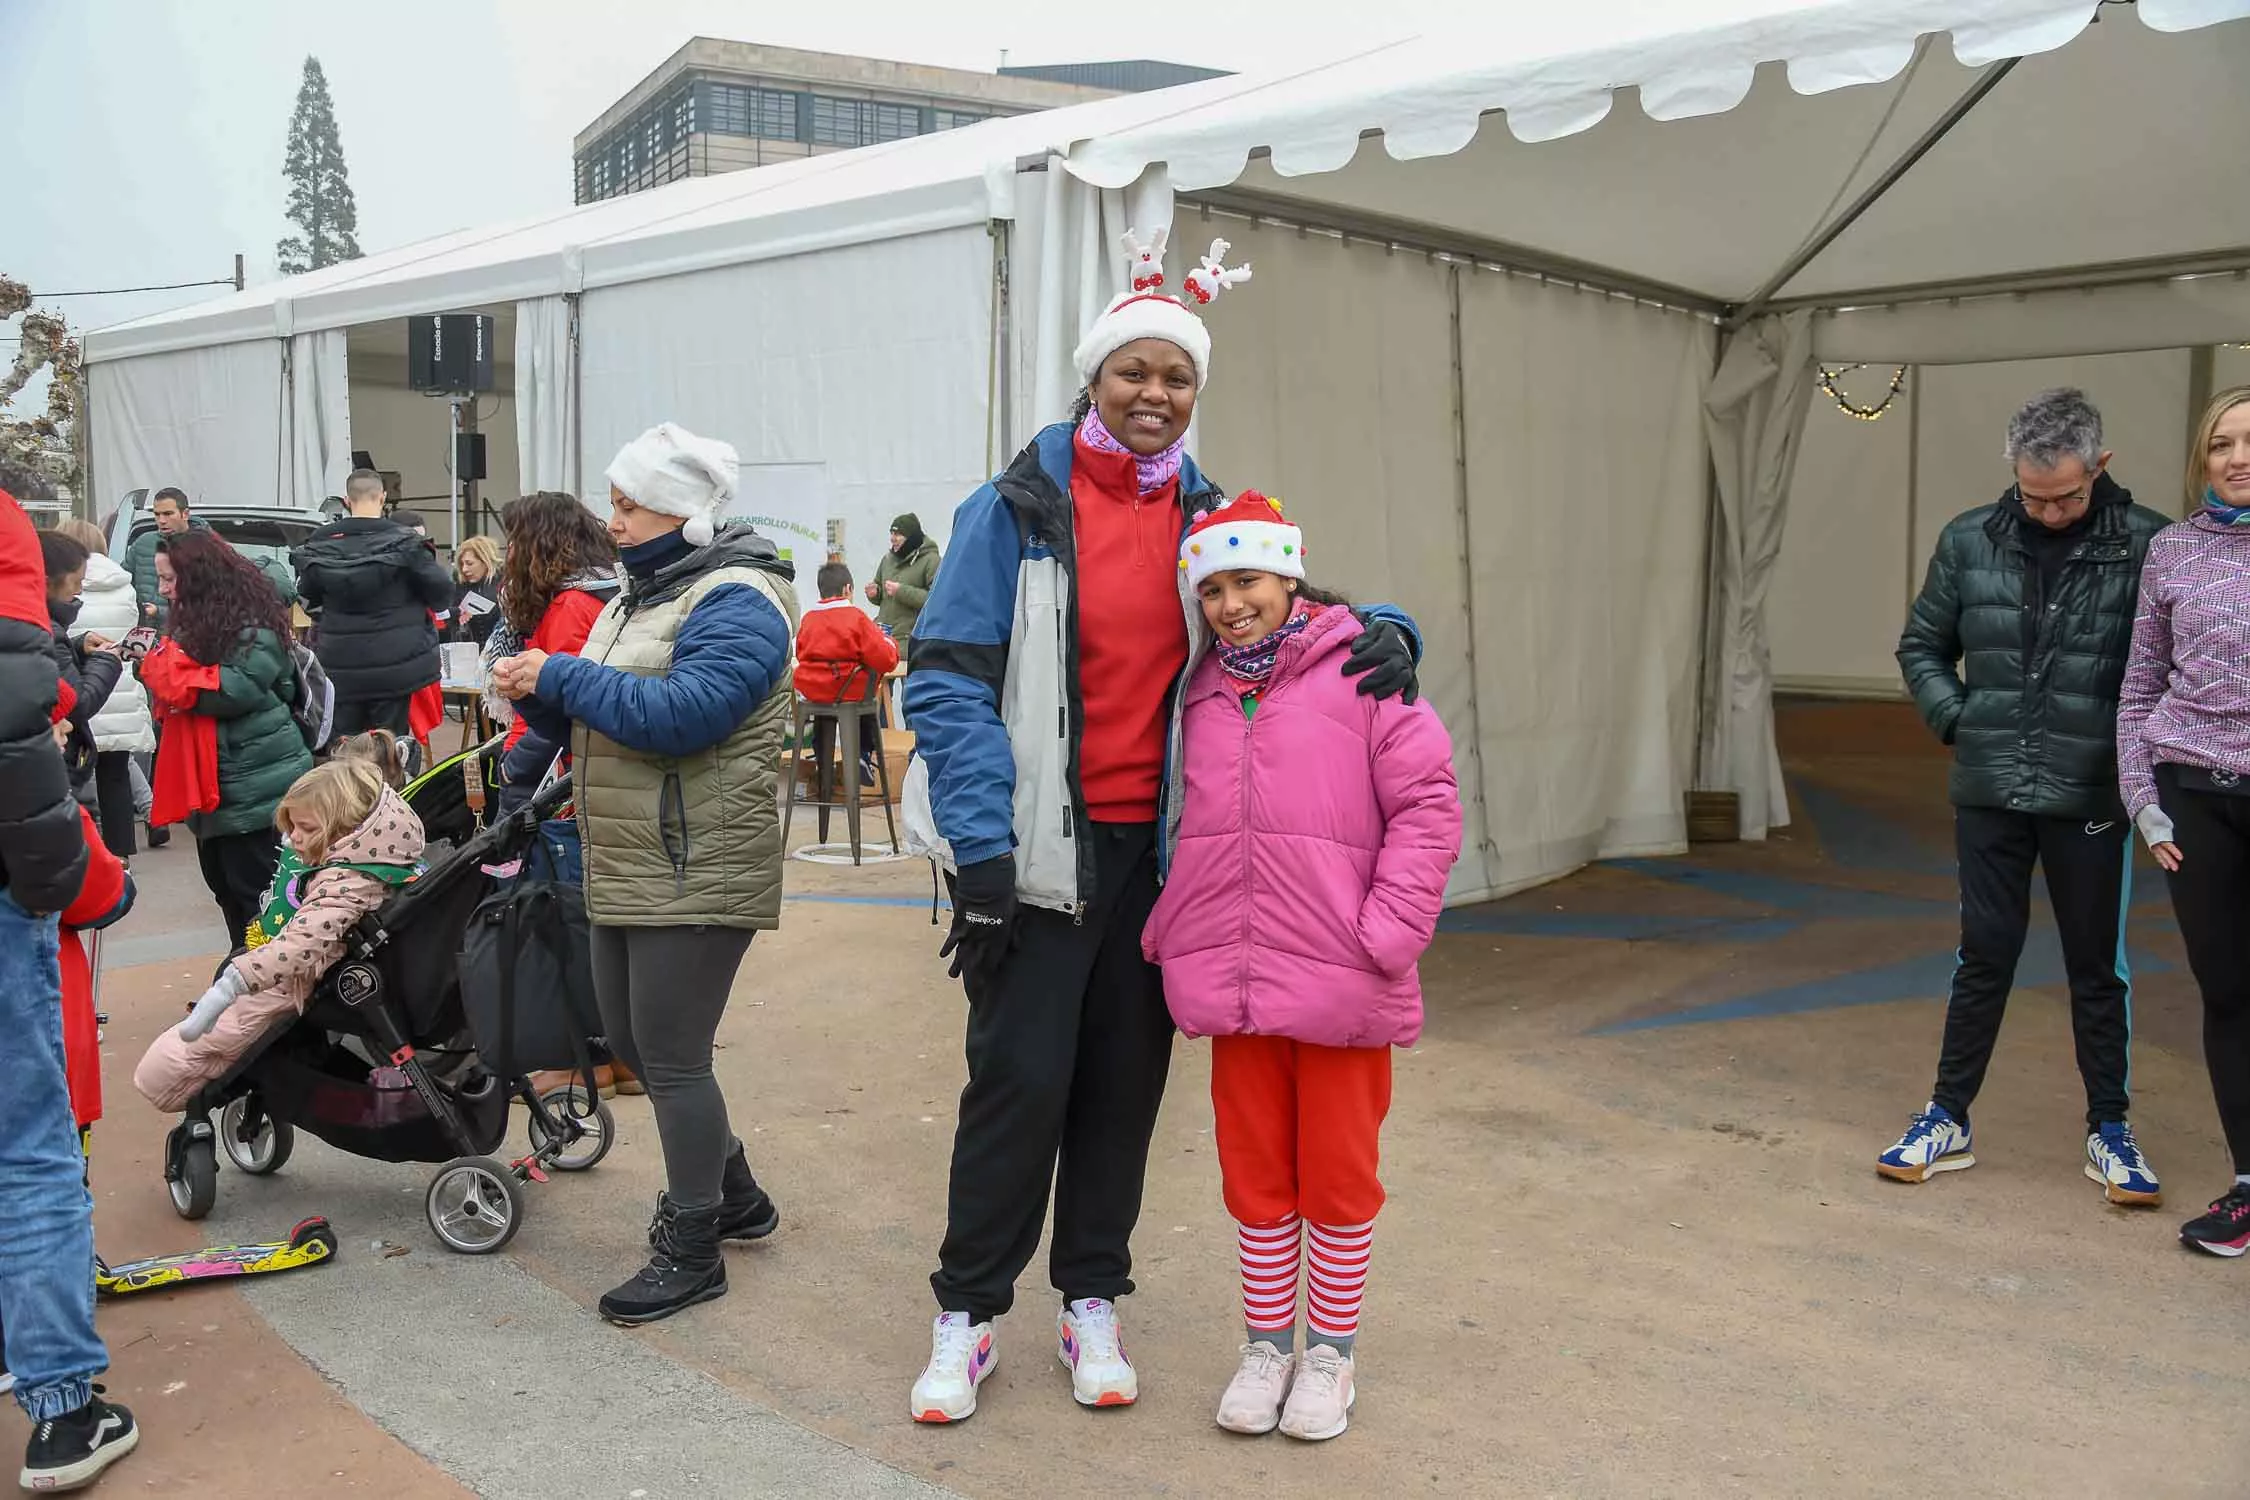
[1143,490,1460,1444]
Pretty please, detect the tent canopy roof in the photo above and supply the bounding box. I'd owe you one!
[86,0,2250,363]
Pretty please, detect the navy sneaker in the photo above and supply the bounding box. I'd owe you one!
[1877,1104,1974,1183]
[2085,1122,2162,1206]
[2181,1185,2250,1258]
[20,1387,138,1492]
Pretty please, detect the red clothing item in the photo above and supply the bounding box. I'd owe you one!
[409,682,444,747]
[0,488,50,631]
[140,641,222,827]
[503,588,611,751]
[59,805,129,1129]
[1070,433,1188,823]
[793,596,899,704]
[1211,1034,1392,1228]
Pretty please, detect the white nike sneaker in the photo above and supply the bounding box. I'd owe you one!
[1057,1298,1137,1407]
[910,1312,996,1424]
[1279,1343,1356,1441]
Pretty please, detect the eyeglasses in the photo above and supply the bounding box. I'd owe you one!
[2014,482,2093,511]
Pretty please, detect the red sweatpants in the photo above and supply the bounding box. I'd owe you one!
[1210,1035,1392,1228]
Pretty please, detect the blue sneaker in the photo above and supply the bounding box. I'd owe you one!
[2086,1122,2162,1206]
[1877,1104,1974,1183]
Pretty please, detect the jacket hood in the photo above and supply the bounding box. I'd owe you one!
[634,524,796,606]
[81,553,133,594]
[297,516,431,568]
[326,784,425,867]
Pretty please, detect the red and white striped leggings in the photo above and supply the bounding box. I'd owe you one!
[1211,1035,1392,1343]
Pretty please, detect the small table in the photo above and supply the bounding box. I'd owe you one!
[443,685,496,746]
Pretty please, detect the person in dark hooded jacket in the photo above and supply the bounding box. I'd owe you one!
[867,513,940,641]
[293,469,455,736]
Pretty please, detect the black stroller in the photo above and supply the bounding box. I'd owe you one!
[162,775,611,1255]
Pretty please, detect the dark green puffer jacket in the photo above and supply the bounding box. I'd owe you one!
[1897,474,2169,819]
[192,628,313,838]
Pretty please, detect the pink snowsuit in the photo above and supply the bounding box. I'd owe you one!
[135,786,424,1112]
[1143,605,1462,1047]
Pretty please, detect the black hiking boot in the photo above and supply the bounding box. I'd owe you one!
[600,1201,726,1326]
[20,1386,139,1492]
[648,1145,779,1251]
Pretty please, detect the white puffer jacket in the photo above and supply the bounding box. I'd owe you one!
[69,552,156,754]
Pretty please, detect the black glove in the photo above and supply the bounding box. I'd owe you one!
[1342,615,1420,706]
[940,853,1019,988]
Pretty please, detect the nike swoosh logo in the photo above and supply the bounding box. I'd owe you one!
[2086,822,2116,836]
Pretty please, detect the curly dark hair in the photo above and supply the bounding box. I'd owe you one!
[501,490,616,635]
[159,531,292,665]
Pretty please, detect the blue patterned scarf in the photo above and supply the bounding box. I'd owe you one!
[2205,488,2250,527]
[1214,602,1315,687]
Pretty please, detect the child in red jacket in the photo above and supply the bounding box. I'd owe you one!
[794,561,898,788]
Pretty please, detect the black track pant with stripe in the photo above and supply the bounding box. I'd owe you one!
[1931,806,2133,1130]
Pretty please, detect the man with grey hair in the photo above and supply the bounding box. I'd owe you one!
[292,467,454,738]
[1886,387,2171,1205]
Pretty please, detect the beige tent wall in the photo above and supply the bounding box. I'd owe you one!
[1193,220,1712,901]
[1773,348,2199,697]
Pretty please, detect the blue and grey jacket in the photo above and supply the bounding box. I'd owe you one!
[902,421,1417,914]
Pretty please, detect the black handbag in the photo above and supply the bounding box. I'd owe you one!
[457,839,599,1081]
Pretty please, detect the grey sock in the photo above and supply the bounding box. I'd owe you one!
[1307,1333,1356,1359]
[1248,1325,1294,1354]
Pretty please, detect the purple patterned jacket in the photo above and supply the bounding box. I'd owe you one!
[2117,514,2250,823]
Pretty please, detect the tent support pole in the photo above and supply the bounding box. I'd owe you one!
[1727,57,2019,330]
[990,219,1014,470]
[2188,345,2217,505]
[566,292,582,499]
[1446,262,1497,876]
[1905,366,1924,616]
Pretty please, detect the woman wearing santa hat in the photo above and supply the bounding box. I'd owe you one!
[490,422,800,1328]
[901,231,1424,1423]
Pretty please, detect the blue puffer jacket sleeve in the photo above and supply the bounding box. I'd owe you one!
[535,583,790,759]
[902,484,1019,867]
[1357,603,1423,662]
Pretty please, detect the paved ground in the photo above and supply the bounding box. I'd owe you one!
[10,700,2250,1497]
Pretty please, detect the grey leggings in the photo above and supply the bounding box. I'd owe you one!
[590,924,755,1209]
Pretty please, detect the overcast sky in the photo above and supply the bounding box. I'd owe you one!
[3,0,1537,344]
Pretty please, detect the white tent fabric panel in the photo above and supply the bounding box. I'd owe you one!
[285,330,352,511]
[1701,313,1816,839]
[1769,402,1916,693]
[1062,5,2250,304]
[1914,351,2195,558]
[1770,348,2198,692]
[88,341,284,512]
[575,226,993,607]
[515,295,578,496]
[1816,275,2250,365]
[1456,271,1714,889]
[1185,224,1497,901]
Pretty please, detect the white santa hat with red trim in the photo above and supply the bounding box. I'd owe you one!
[605,421,739,547]
[1179,489,1304,591]
[1072,229,1252,392]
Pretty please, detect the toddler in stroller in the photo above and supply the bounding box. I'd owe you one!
[134,760,424,1112]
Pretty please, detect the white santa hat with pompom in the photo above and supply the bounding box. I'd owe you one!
[604,422,739,547]
[1071,230,1251,392]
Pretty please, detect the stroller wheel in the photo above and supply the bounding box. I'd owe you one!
[218,1098,295,1176]
[425,1157,524,1255]
[528,1087,614,1173]
[168,1134,218,1221]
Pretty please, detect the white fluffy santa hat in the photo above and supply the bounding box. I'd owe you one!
[1179,489,1304,592]
[1071,230,1251,392]
[604,422,739,547]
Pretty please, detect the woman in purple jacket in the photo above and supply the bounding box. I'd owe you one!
[1142,491,1460,1442]
[2118,384,2250,1257]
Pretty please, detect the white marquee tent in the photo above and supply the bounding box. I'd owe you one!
[83,0,2250,904]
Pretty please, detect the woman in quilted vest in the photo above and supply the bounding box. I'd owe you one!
[491,422,798,1328]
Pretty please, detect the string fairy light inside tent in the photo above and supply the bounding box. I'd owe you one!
[1818,363,1909,422]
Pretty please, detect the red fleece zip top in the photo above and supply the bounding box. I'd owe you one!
[1070,433,1189,824]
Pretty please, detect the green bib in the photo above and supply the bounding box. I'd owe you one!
[242,846,424,951]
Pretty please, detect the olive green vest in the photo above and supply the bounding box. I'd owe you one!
[572,563,800,929]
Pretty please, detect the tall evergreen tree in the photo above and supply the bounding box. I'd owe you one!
[275,56,361,275]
